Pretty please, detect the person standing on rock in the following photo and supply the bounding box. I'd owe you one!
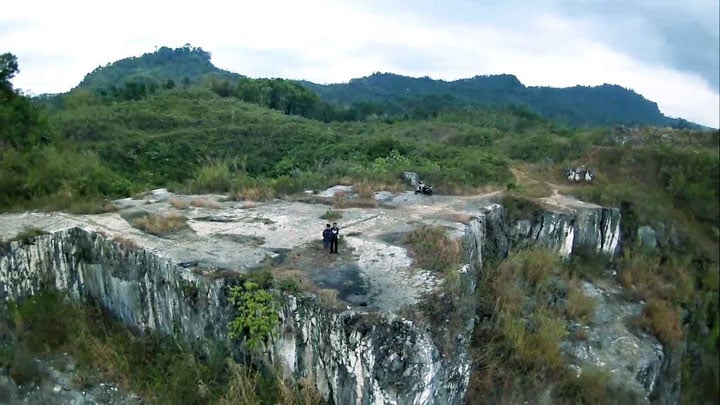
[322,224,332,251]
[330,222,340,254]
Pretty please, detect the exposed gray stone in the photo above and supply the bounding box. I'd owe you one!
[403,171,420,186]
[0,190,678,404]
[562,281,665,403]
[637,226,658,249]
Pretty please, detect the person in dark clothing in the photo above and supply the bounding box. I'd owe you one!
[330,222,340,254]
[322,224,332,251]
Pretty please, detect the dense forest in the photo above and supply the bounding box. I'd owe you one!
[1,46,718,403]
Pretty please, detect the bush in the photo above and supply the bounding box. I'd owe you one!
[556,367,610,404]
[228,281,279,349]
[403,225,461,273]
[320,209,342,221]
[190,162,233,193]
[129,212,188,236]
[642,299,684,349]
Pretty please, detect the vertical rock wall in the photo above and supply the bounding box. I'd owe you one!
[479,203,622,260]
[1,226,478,404]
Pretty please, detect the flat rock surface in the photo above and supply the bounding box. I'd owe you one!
[0,189,500,313]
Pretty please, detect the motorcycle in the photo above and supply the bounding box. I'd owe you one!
[414,184,433,195]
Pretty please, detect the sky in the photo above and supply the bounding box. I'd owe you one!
[2,0,719,127]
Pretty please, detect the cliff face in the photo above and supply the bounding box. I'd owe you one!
[0,219,480,404]
[480,202,621,261]
[0,191,678,404]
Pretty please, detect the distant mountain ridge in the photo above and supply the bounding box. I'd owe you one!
[70,46,697,128]
[299,72,691,127]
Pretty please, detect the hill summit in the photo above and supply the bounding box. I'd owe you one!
[70,46,695,127]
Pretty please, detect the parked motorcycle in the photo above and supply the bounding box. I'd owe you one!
[414,184,433,195]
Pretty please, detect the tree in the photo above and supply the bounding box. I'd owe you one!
[0,52,44,151]
[0,52,19,84]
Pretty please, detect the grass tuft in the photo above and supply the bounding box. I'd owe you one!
[404,225,461,273]
[169,198,190,209]
[129,212,188,236]
[191,198,221,209]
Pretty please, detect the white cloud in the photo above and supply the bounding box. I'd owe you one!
[3,0,718,127]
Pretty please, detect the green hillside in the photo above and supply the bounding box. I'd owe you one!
[1,46,718,402]
[300,72,694,127]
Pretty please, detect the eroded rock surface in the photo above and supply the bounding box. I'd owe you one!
[0,189,677,403]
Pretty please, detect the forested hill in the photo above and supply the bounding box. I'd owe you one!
[299,72,692,127]
[42,46,699,128]
[74,45,242,98]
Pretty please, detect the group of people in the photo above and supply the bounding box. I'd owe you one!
[322,222,340,254]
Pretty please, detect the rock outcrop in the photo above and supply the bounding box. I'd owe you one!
[480,196,621,261]
[0,189,678,403]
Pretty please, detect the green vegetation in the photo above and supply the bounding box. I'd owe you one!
[228,281,279,350]
[1,46,718,402]
[466,248,636,403]
[127,212,188,236]
[319,209,342,221]
[2,226,48,245]
[0,293,321,404]
[301,72,697,127]
[404,225,461,273]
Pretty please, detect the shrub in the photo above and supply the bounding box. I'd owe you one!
[190,162,233,193]
[403,225,461,273]
[501,311,566,373]
[9,344,43,385]
[642,299,684,348]
[565,281,596,323]
[501,194,545,223]
[556,367,610,404]
[169,198,190,209]
[129,212,188,236]
[7,226,48,244]
[112,236,139,249]
[228,281,279,349]
[191,198,221,209]
[320,209,342,221]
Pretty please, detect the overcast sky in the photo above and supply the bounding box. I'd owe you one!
[3,0,719,127]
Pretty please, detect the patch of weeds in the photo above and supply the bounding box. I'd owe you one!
[336,198,378,208]
[555,367,610,404]
[248,216,275,225]
[169,198,190,210]
[64,199,117,215]
[9,343,43,385]
[501,194,545,223]
[6,226,49,245]
[180,280,200,305]
[320,209,342,221]
[131,191,152,200]
[403,225,461,273]
[112,236,138,249]
[566,252,611,280]
[190,198,221,209]
[440,212,477,224]
[564,280,596,323]
[277,278,301,294]
[318,289,342,310]
[216,234,266,247]
[640,298,684,349]
[128,212,188,236]
[234,186,275,202]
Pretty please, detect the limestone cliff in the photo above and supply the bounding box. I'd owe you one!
[0,190,678,404]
